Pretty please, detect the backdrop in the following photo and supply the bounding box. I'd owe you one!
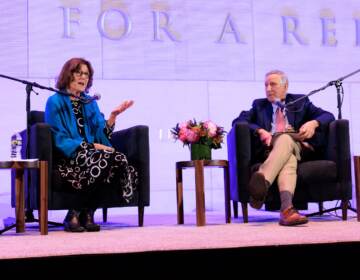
[0,0,359,219]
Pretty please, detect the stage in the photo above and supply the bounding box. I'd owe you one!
[0,209,359,273]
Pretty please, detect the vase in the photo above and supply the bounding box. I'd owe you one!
[190,144,212,160]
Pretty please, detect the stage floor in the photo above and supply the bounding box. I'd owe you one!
[0,208,359,260]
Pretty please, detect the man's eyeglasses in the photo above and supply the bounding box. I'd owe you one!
[73,70,90,78]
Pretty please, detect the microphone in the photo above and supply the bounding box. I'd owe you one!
[274,98,286,110]
[81,92,101,103]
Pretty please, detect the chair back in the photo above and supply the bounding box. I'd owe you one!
[29,111,45,125]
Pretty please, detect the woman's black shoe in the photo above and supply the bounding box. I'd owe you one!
[64,209,85,232]
[80,209,101,232]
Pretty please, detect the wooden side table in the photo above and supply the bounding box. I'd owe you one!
[0,160,48,235]
[353,156,360,221]
[176,160,231,226]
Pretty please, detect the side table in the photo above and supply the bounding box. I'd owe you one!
[0,160,48,235]
[176,159,231,226]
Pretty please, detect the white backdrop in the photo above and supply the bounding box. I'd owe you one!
[0,0,360,220]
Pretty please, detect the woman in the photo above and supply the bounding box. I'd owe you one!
[45,57,138,232]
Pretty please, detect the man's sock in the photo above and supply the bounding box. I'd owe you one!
[280,191,293,211]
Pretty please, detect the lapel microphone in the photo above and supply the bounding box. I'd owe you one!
[274,98,286,111]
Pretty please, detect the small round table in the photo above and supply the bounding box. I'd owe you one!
[175,159,231,226]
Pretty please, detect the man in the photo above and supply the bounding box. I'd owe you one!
[232,70,335,226]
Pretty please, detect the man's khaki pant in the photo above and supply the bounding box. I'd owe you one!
[259,134,301,194]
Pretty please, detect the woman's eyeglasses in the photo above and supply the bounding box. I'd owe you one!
[73,70,90,78]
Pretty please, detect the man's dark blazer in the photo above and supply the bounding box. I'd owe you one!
[232,93,335,162]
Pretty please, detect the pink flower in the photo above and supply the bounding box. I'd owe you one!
[178,127,188,142]
[186,129,200,142]
[204,121,217,137]
[171,119,225,149]
[179,121,189,129]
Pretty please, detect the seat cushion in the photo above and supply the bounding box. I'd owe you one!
[297,160,337,183]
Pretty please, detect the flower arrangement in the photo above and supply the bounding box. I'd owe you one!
[171,119,226,149]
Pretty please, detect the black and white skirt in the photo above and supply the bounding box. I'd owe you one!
[57,142,138,203]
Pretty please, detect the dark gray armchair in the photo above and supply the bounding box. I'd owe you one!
[11,111,150,226]
[227,119,352,222]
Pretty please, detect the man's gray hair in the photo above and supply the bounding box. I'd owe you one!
[265,70,288,86]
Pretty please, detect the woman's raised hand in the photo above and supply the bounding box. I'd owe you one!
[111,100,134,117]
[107,100,134,127]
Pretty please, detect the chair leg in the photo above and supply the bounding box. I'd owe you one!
[241,202,248,223]
[318,202,324,215]
[232,201,238,218]
[341,200,348,220]
[138,206,144,227]
[102,207,108,223]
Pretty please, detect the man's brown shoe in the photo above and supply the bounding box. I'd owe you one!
[248,171,270,209]
[279,206,308,226]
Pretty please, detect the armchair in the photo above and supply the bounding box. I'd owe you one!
[227,119,352,222]
[11,111,150,226]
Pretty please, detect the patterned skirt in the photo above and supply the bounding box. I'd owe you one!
[56,142,138,203]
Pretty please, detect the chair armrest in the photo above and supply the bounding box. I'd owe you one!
[111,125,150,205]
[327,119,351,186]
[227,122,252,200]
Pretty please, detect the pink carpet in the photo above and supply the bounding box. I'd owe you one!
[0,211,359,260]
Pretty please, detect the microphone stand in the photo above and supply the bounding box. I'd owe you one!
[0,73,93,157]
[0,73,86,158]
[0,73,83,231]
[285,69,360,217]
[286,68,360,120]
[0,73,84,99]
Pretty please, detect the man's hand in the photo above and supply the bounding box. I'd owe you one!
[298,120,319,141]
[107,100,134,127]
[94,143,115,152]
[257,128,272,147]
